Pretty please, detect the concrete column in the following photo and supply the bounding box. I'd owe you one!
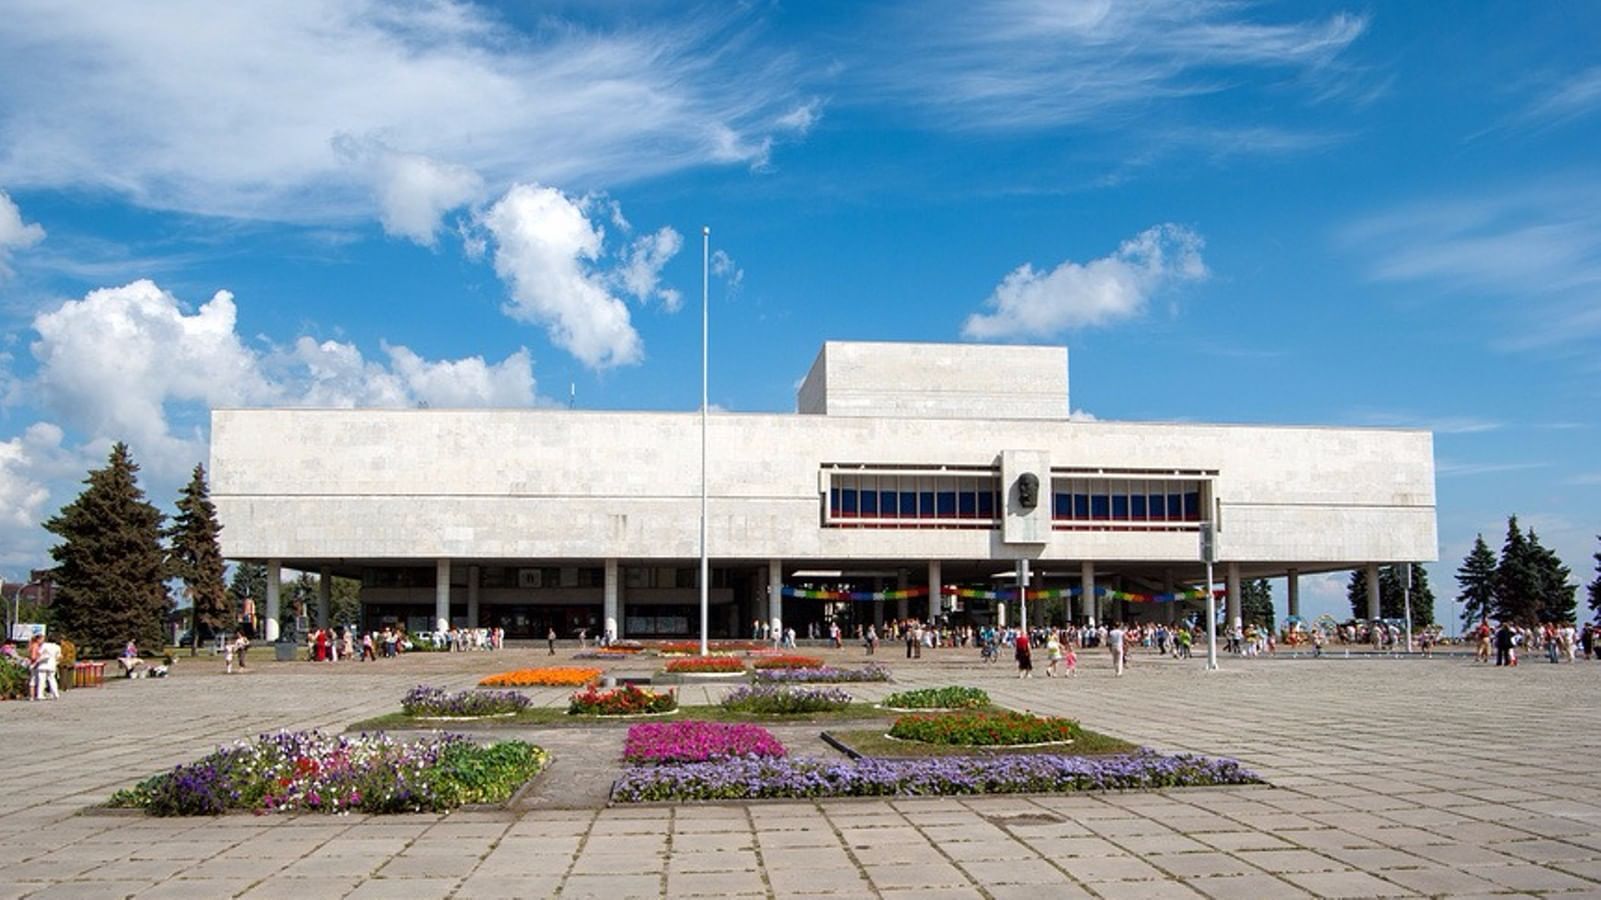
[265,559,281,642]
[316,566,331,629]
[435,559,450,632]
[467,565,480,628]
[927,560,942,620]
[995,595,1006,628]
[1080,561,1096,626]
[1286,568,1300,620]
[895,570,910,621]
[1365,563,1381,620]
[1226,562,1242,629]
[604,559,620,642]
[768,559,783,637]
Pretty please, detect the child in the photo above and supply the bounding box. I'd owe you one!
[224,637,235,674]
[1064,644,1078,677]
[1045,632,1063,677]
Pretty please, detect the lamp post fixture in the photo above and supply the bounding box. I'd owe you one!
[699,225,710,657]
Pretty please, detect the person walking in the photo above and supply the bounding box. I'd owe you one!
[1015,630,1033,678]
[35,635,61,700]
[233,628,251,670]
[1045,631,1063,677]
[1108,621,1127,676]
[547,626,557,655]
[1494,621,1514,667]
[26,634,44,700]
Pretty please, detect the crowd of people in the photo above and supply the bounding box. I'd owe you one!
[1466,620,1599,666]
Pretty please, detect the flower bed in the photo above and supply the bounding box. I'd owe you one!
[479,667,603,688]
[881,686,989,710]
[403,685,532,718]
[573,649,639,660]
[751,655,825,670]
[664,657,746,674]
[107,731,548,816]
[569,684,678,716]
[656,640,768,656]
[623,722,786,764]
[753,665,891,684]
[719,684,851,715]
[889,710,1078,746]
[611,750,1261,802]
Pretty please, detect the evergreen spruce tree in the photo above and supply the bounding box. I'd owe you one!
[1526,530,1576,623]
[1399,564,1436,628]
[1588,535,1601,624]
[43,443,170,658]
[1347,569,1369,620]
[1348,565,1433,627]
[1456,535,1498,629]
[1240,578,1275,630]
[1494,516,1540,625]
[167,464,231,655]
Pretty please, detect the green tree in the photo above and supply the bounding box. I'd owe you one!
[1526,530,1576,623]
[1347,569,1370,620]
[1494,516,1540,625]
[43,443,170,658]
[1347,565,1433,628]
[1455,534,1498,629]
[1240,578,1275,629]
[1588,535,1601,624]
[227,562,266,637]
[330,576,363,629]
[167,464,231,655]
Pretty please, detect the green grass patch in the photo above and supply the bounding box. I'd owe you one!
[828,726,1138,759]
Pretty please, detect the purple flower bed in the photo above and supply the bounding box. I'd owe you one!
[623,722,787,764]
[719,684,852,714]
[403,685,532,717]
[752,665,890,684]
[611,750,1261,802]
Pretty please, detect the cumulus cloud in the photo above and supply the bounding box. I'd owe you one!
[372,152,484,246]
[24,279,539,477]
[962,224,1207,339]
[0,423,76,528]
[618,226,685,311]
[481,184,648,369]
[0,188,45,275]
[0,3,805,226]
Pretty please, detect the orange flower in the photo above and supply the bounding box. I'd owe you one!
[478,667,603,687]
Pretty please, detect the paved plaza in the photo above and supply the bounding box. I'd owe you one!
[1,644,1598,899]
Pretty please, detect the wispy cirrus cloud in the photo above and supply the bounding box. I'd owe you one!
[1435,459,1549,478]
[1346,411,1504,434]
[1341,180,1601,349]
[0,1,810,240]
[866,0,1371,138]
[1519,66,1601,127]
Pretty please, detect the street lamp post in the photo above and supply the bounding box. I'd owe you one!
[1401,562,1414,653]
[699,225,710,658]
[1201,522,1218,671]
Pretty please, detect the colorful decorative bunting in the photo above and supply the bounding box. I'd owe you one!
[781,583,1222,604]
[780,585,929,602]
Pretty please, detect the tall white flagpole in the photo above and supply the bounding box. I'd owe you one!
[699,226,710,657]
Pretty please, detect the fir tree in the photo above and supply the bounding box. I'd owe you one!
[1526,530,1576,623]
[1455,534,1498,629]
[1347,569,1370,620]
[1588,535,1601,624]
[1348,565,1433,627]
[1494,516,1540,625]
[43,443,170,658]
[1240,578,1275,630]
[167,464,231,655]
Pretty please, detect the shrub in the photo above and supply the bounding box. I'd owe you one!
[480,667,602,688]
[402,685,531,717]
[664,657,746,674]
[623,722,786,764]
[719,684,851,715]
[568,684,677,716]
[106,731,548,815]
[0,652,28,700]
[751,655,825,670]
[753,665,891,684]
[611,751,1262,802]
[889,710,1078,746]
[881,686,989,710]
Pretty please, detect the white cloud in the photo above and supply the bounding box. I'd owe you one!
[0,2,806,226]
[481,184,645,369]
[0,422,72,528]
[712,249,744,294]
[618,226,685,311]
[1068,409,1097,422]
[873,2,1368,131]
[1520,66,1601,126]
[23,279,539,477]
[776,100,822,134]
[0,188,45,275]
[962,224,1206,339]
[371,151,484,247]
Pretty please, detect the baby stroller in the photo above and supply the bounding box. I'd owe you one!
[980,638,998,663]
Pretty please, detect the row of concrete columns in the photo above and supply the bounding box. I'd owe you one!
[254,556,1350,641]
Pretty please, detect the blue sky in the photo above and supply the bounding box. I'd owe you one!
[1,1,1597,625]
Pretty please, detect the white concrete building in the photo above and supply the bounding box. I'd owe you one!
[209,340,1436,640]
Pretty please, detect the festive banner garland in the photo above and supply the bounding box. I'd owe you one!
[952,586,1226,604]
[781,585,929,602]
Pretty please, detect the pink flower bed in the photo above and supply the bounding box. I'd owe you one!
[622,721,787,764]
